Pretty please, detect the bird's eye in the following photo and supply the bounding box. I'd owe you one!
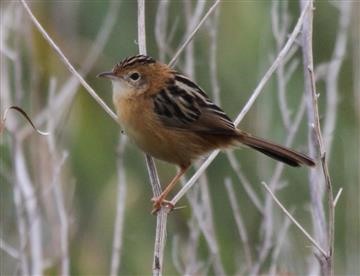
[129,72,140,81]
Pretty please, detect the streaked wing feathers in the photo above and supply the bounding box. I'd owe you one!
[152,73,237,136]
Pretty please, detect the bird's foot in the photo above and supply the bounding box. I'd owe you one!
[151,196,174,214]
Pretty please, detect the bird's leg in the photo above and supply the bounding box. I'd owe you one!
[151,164,189,214]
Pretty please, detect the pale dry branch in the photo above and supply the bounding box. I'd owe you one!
[152,207,170,276]
[322,2,352,156]
[136,1,167,275]
[261,181,327,257]
[225,178,252,272]
[1,23,30,269]
[155,0,170,62]
[13,140,43,275]
[300,1,335,274]
[226,151,263,213]
[272,0,292,129]
[49,152,69,276]
[251,93,307,275]
[13,185,29,275]
[0,238,19,260]
[137,0,147,56]
[46,85,70,273]
[206,7,221,105]
[233,1,309,126]
[18,0,121,140]
[168,0,221,68]
[183,212,202,274]
[333,188,343,208]
[20,0,117,124]
[180,5,225,274]
[183,0,206,77]
[300,2,327,261]
[269,211,293,276]
[110,135,128,276]
[309,63,334,261]
[177,169,225,273]
[188,172,225,275]
[171,236,184,274]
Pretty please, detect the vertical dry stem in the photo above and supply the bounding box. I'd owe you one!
[300,0,335,274]
[110,136,128,276]
[225,178,252,272]
[136,1,168,275]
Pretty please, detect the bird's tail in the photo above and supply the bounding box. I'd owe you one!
[236,131,315,167]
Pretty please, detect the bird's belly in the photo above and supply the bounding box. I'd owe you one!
[126,124,192,165]
[115,98,192,165]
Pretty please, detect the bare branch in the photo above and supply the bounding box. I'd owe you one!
[333,188,343,208]
[110,136,128,276]
[300,1,336,274]
[183,0,206,77]
[272,0,291,129]
[18,0,121,140]
[20,0,118,123]
[181,4,225,273]
[186,172,225,275]
[225,178,252,272]
[152,207,171,276]
[168,0,221,67]
[322,2,352,156]
[13,140,43,275]
[226,151,263,213]
[261,181,327,257]
[251,94,307,275]
[234,1,309,126]
[13,185,30,275]
[206,7,221,104]
[136,1,167,275]
[155,0,170,62]
[50,152,70,276]
[269,211,293,276]
[137,0,147,55]
[171,235,184,274]
[0,238,20,260]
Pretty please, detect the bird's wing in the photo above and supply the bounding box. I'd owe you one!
[152,73,237,136]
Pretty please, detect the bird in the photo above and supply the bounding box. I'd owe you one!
[98,54,315,213]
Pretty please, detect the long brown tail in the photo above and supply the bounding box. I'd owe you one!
[237,132,315,167]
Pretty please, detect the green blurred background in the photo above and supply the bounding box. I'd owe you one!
[1,0,359,275]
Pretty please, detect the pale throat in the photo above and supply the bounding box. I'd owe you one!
[111,79,134,102]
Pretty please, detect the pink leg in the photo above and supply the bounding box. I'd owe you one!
[151,165,189,214]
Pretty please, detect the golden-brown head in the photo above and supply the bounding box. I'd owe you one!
[97,55,173,99]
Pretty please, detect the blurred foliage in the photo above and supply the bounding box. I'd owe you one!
[1,0,359,275]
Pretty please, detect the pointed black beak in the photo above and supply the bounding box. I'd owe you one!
[97,71,116,79]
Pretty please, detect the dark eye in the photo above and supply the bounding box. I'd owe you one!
[129,72,140,81]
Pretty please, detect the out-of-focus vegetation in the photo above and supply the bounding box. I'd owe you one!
[1,1,359,275]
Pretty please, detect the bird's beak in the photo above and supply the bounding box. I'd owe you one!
[97,71,116,79]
